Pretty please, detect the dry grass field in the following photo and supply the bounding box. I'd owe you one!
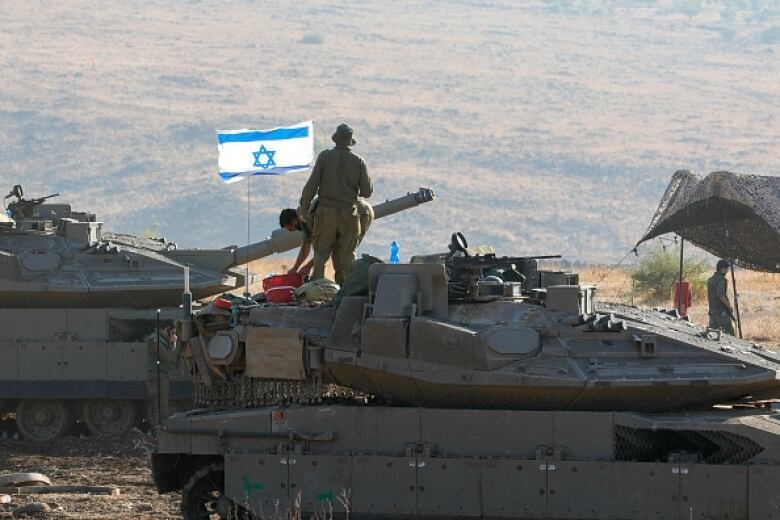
[1,1,778,263]
[580,266,780,349]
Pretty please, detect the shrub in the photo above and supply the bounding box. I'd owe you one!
[299,33,324,45]
[631,245,708,305]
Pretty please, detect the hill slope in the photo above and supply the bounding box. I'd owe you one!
[1,0,778,262]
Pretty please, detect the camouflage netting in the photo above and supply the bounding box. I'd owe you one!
[639,170,780,272]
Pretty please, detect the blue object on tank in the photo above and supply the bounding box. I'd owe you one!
[390,241,400,264]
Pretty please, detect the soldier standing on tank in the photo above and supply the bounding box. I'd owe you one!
[299,124,373,285]
[146,325,178,423]
[707,259,735,335]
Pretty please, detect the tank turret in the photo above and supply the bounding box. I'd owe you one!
[156,232,780,520]
[182,232,780,412]
[0,185,435,308]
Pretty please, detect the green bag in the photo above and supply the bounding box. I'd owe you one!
[295,278,340,304]
[333,254,384,306]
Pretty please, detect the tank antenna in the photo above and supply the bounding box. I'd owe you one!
[180,266,194,342]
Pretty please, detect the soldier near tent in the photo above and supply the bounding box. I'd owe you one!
[707,259,735,335]
[299,123,373,286]
[146,326,179,423]
[279,199,374,277]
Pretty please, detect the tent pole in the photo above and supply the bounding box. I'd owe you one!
[729,262,743,339]
[677,237,684,315]
[720,202,743,338]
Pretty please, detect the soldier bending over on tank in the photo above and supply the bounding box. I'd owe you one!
[707,259,735,335]
[279,198,374,278]
[299,123,373,286]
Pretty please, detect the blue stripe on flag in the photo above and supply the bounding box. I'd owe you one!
[218,126,309,144]
[219,164,312,181]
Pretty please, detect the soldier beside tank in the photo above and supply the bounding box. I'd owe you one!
[299,123,373,285]
[707,259,735,335]
[145,326,179,425]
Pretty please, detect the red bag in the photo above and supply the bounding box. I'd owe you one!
[266,286,296,304]
[262,273,304,291]
[672,281,693,317]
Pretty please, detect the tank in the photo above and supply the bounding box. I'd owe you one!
[0,184,435,441]
[153,232,780,519]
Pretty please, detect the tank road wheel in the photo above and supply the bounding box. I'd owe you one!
[181,463,245,520]
[16,400,75,442]
[83,400,137,436]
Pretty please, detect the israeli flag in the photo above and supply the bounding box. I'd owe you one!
[217,121,314,183]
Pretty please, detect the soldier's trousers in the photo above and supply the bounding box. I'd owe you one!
[311,204,361,286]
[146,372,170,424]
[708,311,735,335]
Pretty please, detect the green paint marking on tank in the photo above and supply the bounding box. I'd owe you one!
[316,490,334,502]
[242,476,264,497]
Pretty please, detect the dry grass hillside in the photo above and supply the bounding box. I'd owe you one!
[1,1,778,263]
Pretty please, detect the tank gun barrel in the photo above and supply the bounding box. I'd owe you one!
[372,187,435,219]
[229,187,435,270]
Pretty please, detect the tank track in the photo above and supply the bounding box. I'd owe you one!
[193,377,375,409]
[194,377,325,408]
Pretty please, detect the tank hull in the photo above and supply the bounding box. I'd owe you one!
[0,307,193,439]
[154,404,780,519]
[325,363,780,412]
[0,282,237,309]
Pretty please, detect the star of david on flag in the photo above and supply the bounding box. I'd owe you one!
[252,145,276,168]
[217,121,314,183]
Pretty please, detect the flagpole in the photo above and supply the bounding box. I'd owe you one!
[245,173,251,298]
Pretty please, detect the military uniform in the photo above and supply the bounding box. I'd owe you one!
[707,271,734,335]
[300,125,373,285]
[302,199,374,247]
[146,329,177,422]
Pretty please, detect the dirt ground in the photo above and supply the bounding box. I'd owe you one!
[0,428,180,519]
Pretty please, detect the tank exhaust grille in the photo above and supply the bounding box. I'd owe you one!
[614,426,763,465]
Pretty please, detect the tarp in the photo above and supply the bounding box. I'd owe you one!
[638,170,780,272]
